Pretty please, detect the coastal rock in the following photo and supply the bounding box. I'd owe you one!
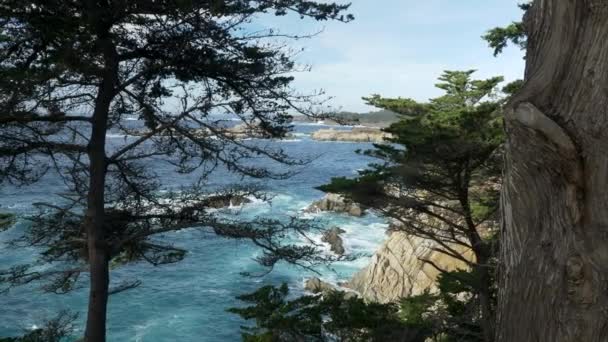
[347,230,473,303]
[321,227,346,255]
[347,187,498,303]
[311,127,392,143]
[304,277,336,294]
[347,205,363,217]
[130,122,293,140]
[224,122,269,139]
[305,193,364,217]
[304,277,358,299]
[205,194,252,208]
[0,213,15,231]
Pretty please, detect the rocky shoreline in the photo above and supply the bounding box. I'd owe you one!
[127,121,392,143]
[348,229,473,303]
[305,226,471,303]
[129,122,295,140]
[311,127,392,143]
[303,194,472,304]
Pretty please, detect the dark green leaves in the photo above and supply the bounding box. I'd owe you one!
[482,2,530,57]
[483,22,526,56]
[230,284,413,341]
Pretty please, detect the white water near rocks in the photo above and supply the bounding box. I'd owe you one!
[0,122,388,341]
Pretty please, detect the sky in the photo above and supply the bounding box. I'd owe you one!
[263,0,526,113]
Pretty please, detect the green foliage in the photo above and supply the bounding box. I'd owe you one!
[399,269,497,342]
[316,173,386,204]
[501,79,524,96]
[327,70,506,230]
[483,22,526,56]
[399,291,437,329]
[367,70,505,158]
[322,71,508,341]
[229,284,325,341]
[470,191,498,223]
[230,284,423,341]
[482,3,530,56]
[232,268,497,342]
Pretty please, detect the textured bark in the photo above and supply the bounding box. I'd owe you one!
[498,0,608,340]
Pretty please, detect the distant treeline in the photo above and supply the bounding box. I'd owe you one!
[293,110,400,127]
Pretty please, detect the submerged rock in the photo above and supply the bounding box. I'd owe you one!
[321,227,346,255]
[0,212,15,231]
[305,193,364,217]
[311,127,392,143]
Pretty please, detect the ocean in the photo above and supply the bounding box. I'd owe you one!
[0,122,388,341]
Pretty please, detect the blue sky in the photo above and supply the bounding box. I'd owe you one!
[265,0,526,112]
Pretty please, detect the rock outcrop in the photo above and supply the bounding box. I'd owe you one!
[304,277,336,294]
[305,193,363,217]
[321,227,346,255]
[0,213,14,230]
[347,230,474,303]
[304,277,358,299]
[223,122,270,139]
[130,122,293,140]
[205,194,252,208]
[311,127,392,143]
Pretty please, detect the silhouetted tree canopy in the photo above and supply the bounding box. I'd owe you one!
[0,1,353,340]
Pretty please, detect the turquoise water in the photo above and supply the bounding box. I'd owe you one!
[0,123,388,341]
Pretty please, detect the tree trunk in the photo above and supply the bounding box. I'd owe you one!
[475,261,495,342]
[84,35,118,342]
[469,239,495,342]
[498,1,608,340]
[461,173,495,342]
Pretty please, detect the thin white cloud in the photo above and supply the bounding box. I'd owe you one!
[261,0,527,112]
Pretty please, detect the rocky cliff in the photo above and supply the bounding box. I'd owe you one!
[347,230,474,303]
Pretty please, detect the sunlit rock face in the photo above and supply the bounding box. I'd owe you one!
[348,230,474,303]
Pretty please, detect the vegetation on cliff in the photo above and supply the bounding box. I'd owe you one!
[232,70,515,341]
[231,268,496,342]
[320,70,516,341]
